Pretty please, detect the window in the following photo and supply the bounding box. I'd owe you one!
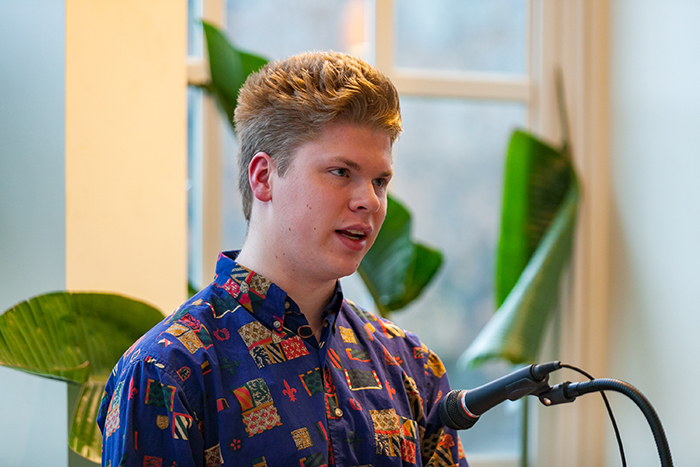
[372,1,532,461]
[188,1,548,463]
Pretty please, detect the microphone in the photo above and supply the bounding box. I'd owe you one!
[439,361,561,430]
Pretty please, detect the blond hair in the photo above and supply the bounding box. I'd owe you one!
[234,51,402,221]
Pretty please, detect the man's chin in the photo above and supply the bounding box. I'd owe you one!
[328,258,364,281]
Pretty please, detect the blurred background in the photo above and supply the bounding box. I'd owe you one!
[2,1,699,466]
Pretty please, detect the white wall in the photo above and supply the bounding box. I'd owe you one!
[0,1,187,465]
[0,2,69,466]
[0,0,66,306]
[609,1,700,465]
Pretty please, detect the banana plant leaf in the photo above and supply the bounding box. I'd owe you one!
[200,21,268,127]
[459,130,579,367]
[0,292,163,462]
[358,194,444,317]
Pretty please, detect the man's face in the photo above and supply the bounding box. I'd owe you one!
[268,122,393,285]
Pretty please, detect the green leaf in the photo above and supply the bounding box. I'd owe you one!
[459,130,579,368]
[496,131,573,307]
[0,292,163,462]
[70,379,109,462]
[459,183,578,367]
[358,194,443,316]
[200,21,268,128]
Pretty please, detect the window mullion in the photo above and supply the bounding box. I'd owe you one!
[390,70,530,102]
[373,0,393,72]
[190,0,225,289]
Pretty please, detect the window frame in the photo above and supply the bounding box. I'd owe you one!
[373,3,532,464]
[187,0,225,289]
[186,1,612,465]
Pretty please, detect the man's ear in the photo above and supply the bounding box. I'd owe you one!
[248,152,274,202]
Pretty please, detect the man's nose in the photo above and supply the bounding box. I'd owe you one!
[349,181,381,213]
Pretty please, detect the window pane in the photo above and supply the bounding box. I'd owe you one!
[222,130,247,251]
[187,86,204,287]
[390,97,527,455]
[395,0,528,74]
[187,0,203,58]
[227,0,371,61]
[341,97,527,455]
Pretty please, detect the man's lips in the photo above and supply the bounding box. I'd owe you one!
[336,229,367,241]
[335,229,369,252]
[335,226,373,252]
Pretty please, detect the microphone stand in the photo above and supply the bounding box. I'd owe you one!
[440,362,673,466]
[537,378,673,467]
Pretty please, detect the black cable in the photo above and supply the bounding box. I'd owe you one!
[560,363,626,467]
[567,379,672,467]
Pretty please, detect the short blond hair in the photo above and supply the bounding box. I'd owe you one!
[234,51,402,221]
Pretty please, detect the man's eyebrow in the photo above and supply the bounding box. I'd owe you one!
[334,157,362,171]
[334,157,393,178]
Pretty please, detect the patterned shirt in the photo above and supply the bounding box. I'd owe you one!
[97,251,468,467]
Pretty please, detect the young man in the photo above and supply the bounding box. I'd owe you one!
[98,51,468,467]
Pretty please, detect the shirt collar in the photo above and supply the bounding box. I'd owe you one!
[214,250,344,331]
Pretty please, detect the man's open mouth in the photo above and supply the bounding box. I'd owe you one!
[337,229,365,240]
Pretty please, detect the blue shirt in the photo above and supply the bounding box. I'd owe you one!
[97,251,468,467]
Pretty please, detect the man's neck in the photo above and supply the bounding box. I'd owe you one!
[279,277,337,341]
[235,245,337,340]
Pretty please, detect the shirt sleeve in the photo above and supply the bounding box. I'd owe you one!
[98,358,204,467]
[417,344,469,466]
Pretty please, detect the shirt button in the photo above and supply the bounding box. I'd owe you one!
[334,407,343,418]
[284,300,291,310]
[273,320,282,329]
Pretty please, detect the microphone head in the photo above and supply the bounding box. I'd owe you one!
[439,390,479,430]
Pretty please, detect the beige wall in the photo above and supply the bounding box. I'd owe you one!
[66,0,188,313]
[608,1,700,465]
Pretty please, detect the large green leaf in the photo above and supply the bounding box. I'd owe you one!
[200,21,268,127]
[459,131,579,367]
[459,183,578,366]
[70,379,110,462]
[0,292,163,462]
[358,194,444,316]
[496,131,573,307]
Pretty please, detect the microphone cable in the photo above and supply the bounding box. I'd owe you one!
[560,363,626,467]
[440,361,670,465]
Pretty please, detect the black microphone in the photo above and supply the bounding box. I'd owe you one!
[439,361,561,430]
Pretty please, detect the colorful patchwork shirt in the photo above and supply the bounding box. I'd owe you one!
[98,250,468,467]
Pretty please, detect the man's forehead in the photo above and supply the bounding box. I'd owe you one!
[293,124,393,161]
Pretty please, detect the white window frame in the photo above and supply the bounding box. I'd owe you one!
[380,6,612,465]
[187,1,612,465]
[187,0,225,289]
[373,2,533,464]
[528,1,611,466]
[379,3,612,465]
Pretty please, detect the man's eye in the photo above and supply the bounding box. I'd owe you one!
[330,168,349,177]
[373,178,387,188]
